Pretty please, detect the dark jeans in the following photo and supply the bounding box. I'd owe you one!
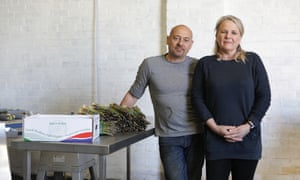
[159,134,205,180]
[206,159,259,180]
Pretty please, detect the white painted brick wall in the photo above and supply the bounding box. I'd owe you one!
[97,1,161,179]
[1,0,300,179]
[97,0,161,116]
[0,0,95,113]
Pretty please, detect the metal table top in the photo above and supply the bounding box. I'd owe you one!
[10,127,155,154]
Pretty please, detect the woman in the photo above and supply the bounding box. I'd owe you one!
[192,15,271,180]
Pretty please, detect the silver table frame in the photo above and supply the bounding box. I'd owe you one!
[10,127,155,180]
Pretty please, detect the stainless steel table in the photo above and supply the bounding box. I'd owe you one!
[10,127,155,180]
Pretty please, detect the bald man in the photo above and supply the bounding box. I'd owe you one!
[120,25,204,180]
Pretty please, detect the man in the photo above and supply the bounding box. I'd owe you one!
[120,25,204,180]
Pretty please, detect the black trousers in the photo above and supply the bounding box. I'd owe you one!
[206,159,259,180]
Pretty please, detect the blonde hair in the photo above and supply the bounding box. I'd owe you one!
[214,15,247,62]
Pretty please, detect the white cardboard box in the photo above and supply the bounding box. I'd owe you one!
[23,114,100,142]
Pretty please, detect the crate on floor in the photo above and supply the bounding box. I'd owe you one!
[37,152,98,180]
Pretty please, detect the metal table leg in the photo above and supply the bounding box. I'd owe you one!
[23,150,31,180]
[127,146,131,180]
[98,155,106,180]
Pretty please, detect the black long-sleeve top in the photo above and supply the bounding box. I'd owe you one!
[191,52,271,160]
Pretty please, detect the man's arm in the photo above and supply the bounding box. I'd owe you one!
[120,92,138,107]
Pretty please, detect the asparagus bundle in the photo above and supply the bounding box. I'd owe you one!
[0,109,30,121]
[0,112,15,121]
[78,103,150,136]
